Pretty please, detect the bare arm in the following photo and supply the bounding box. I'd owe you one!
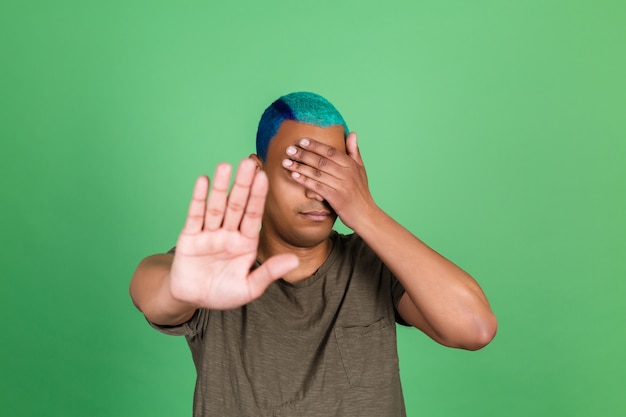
[282,134,497,350]
[354,207,497,351]
[129,159,299,326]
[130,253,195,325]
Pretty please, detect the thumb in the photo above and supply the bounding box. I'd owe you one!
[346,132,363,166]
[246,254,299,298]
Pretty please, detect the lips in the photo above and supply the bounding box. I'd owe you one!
[300,210,332,221]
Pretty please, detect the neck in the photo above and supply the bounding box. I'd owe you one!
[258,230,334,283]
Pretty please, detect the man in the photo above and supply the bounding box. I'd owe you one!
[130,92,497,416]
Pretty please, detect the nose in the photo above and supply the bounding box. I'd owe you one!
[305,188,324,202]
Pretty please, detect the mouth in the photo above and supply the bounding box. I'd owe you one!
[299,210,333,222]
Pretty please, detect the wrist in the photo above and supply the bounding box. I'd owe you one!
[345,201,384,235]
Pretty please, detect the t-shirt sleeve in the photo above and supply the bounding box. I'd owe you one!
[390,274,405,308]
[390,273,410,326]
[147,308,209,337]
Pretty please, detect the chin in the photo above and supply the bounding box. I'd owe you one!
[286,223,335,249]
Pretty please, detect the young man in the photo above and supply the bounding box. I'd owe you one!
[130,92,497,416]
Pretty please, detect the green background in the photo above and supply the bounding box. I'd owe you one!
[1,0,624,416]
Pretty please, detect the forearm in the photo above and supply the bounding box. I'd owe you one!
[354,205,497,348]
[129,254,197,326]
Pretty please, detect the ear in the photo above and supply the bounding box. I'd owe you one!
[249,154,264,171]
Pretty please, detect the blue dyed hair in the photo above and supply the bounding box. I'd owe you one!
[256,92,349,160]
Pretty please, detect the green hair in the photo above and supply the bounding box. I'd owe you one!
[256,92,349,160]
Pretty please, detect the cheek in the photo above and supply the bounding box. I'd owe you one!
[268,168,304,196]
[265,174,295,211]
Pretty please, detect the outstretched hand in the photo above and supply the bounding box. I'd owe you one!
[169,158,299,310]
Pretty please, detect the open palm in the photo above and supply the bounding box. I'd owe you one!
[169,158,298,310]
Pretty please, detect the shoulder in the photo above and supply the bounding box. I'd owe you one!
[333,231,376,259]
[333,231,365,250]
[328,231,387,277]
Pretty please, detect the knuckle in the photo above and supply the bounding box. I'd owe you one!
[207,207,223,217]
[228,201,245,212]
[326,147,336,157]
[245,209,262,220]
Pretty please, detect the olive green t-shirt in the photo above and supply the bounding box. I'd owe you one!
[150,232,408,417]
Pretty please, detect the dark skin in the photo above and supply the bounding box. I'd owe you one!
[130,120,497,350]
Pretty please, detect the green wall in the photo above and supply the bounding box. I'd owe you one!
[1,1,624,416]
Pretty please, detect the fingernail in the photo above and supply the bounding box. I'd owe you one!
[300,138,310,147]
[291,172,301,179]
[286,146,297,155]
[282,159,293,167]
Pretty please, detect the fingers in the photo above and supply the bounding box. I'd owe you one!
[247,254,299,299]
[346,132,363,166]
[182,175,210,234]
[281,137,353,204]
[222,159,258,231]
[285,165,336,197]
[282,140,341,194]
[204,163,232,231]
[286,138,347,170]
[239,170,268,238]
[191,158,265,234]
[282,137,354,180]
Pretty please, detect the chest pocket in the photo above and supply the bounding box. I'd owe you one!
[335,318,399,388]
